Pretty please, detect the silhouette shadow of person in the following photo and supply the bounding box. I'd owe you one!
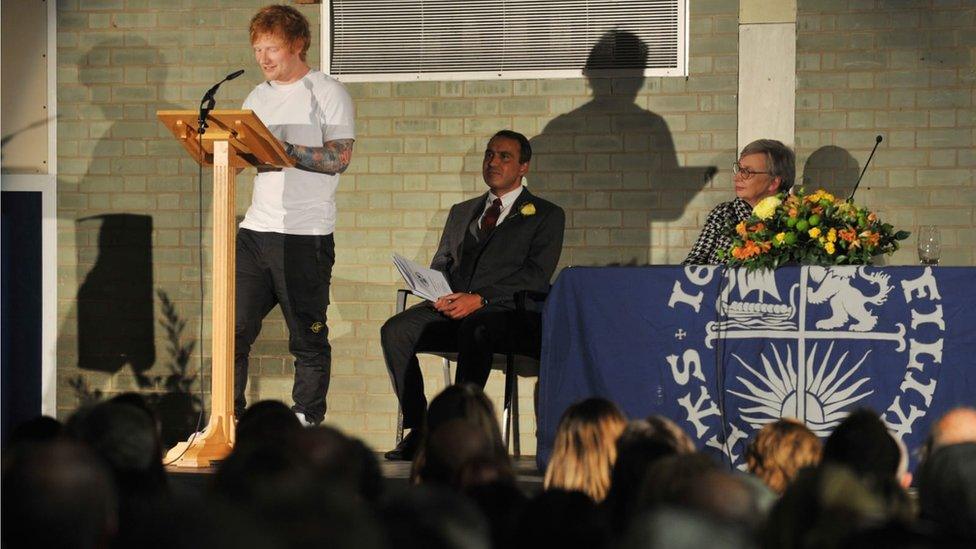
[801,146,860,200]
[57,37,202,444]
[530,30,717,266]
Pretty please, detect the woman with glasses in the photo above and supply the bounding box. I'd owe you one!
[682,139,795,265]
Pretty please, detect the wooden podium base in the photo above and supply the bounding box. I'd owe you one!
[164,415,234,467]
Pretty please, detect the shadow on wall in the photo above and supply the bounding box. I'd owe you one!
[74,214,156,377]
[801,146,860,200]
[530,30,717,266]
[60,38,202,445]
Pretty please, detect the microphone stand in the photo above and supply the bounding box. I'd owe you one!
[848,135,883,202]
[198,69,245,135]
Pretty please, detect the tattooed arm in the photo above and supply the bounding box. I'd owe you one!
[285,138,355,175]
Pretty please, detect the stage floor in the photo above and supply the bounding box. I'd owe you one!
[166,454,544,495]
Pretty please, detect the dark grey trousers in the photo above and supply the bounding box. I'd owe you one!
[380,302,542,430]
[234,228,334,424]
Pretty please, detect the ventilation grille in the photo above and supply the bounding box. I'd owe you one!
[327,0,687,81]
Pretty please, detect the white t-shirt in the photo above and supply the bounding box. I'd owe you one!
[241,70,355,235]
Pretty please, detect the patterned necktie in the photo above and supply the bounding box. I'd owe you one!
[481,198,503,234]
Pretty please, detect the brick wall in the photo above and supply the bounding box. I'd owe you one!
[57,0,753,453]
[795,0,975,265]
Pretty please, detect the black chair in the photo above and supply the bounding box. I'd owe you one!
[392,289,547,457]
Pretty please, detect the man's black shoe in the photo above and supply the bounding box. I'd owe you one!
[384,429,420,461]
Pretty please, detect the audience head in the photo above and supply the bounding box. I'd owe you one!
[606,419,686,531]
[2,439,118,549]
[5,415,62,448]
[293,426,384,504]
[236,399,303,452]
[544,397,626,502]
[515,489,609,549]
[634,452,761,529]
[618,507,754,549]
[924,407,976,458]
[746,418,822,494]
[916,442,976,543]
[379,484,491,549]
[213,435,310,505]
[464,481,527,549]
[419,418,514,488]
[414,384,509,485]
[643,415,697,453]
[66,399,167,498]
[763,464,910,549]
[822,408,899,483]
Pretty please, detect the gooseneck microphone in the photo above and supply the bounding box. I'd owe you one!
[848,135,883,202]
[198,69,245,135]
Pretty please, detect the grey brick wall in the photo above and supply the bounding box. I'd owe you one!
[796,0,975,265]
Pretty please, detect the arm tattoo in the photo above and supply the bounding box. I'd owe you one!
[286,139,355,175]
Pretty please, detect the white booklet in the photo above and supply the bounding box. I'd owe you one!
[392,253,453,302]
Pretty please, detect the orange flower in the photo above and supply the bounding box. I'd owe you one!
[751,222,766,233]
[736,221,747,238]
[731,239,766,260]
[867,212,878,223]
[839,227,858,243]
[865,232,880,246]
[811,206,824,215]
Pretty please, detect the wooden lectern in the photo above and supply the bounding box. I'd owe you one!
[156,110,293,467]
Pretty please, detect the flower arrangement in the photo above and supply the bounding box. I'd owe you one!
[721,188,910,270]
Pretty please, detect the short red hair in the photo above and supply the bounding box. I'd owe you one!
[249,5,311,61]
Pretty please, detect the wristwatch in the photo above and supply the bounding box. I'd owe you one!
[479,295,489,307]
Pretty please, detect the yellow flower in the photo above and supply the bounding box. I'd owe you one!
[774,232,786,244]
[809,227,821,239]
[825,241,836,255]
[753,196,782,220]
[827,228,837,243]
[520,202,536,216]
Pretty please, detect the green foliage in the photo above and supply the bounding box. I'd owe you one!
[724,188,910,271]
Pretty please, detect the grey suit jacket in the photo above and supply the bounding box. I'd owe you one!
[430,187,565,309]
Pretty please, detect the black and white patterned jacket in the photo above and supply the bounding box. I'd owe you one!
[682,198,753,265]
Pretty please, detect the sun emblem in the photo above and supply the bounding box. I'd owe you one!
[729,342,874,436]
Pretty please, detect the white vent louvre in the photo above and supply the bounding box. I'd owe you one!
[324,0,688,82]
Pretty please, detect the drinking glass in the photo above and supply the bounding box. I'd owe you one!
[917,225,941,265]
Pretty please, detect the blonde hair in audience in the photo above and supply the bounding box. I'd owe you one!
[746,417,822,494]
[544,398,627,502]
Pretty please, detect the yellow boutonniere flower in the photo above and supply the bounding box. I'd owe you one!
[520,203,536,216]
[809,227,821,239]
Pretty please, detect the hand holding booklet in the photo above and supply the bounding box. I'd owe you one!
[392,253,453,302]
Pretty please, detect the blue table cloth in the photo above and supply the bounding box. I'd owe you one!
[537,266,976,471]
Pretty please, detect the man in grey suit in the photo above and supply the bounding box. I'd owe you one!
[381,130,565,460]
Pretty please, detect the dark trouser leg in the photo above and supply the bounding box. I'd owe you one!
[454,309,510,388]
[381,303,458,430]
[455,308,543,387]
[272,233,335,424]
[235,229,277,417]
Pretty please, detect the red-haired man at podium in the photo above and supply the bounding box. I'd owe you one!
[235,4,356,426]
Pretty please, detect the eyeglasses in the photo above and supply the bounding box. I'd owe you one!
[732,161,770,180]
